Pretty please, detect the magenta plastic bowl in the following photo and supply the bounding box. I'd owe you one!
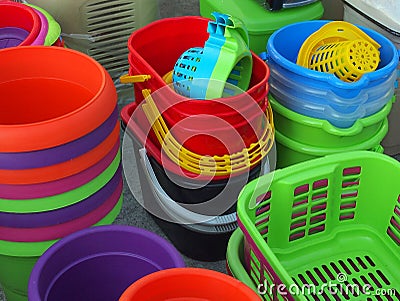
[0,139,120,200]
[30,7,48,45]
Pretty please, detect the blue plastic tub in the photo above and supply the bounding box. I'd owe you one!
[264,20,399,127]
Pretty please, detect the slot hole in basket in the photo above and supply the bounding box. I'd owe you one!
[293,198,308,208]
[367,272,382,288]
[312,192,328,202]
[347,258,360,273]
[376,270,391,286]
[290,219,306,230]
[364,255,376,267]
[338,260,352,275]
[322,264,335,280]
[313,267,327,283]
[256,191,272,206]
[313,179,328,190]
[291,209,308,219]
[343,166,361,176]
[289,230,305,241]
[340,281,352,299]
[306,270,319,286]
[329,262,342,276]
[349,278,363,297]
[311,204,327,214]
[355,256,368,270]
[294,184,309,196]
[310,213,326,225]
[308,225,325,236]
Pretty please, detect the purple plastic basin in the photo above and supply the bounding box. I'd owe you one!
[0,27,28,48]
[0,139,120,200]
[0,163,122,228]
[0,106,118,170]
[28,225,185,301]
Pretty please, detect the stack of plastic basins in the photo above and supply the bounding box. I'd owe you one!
[264,20,399,168]
[0,1,62,48]
[199,0,324,55]
[0,46,122,301]
[121,16,274,261]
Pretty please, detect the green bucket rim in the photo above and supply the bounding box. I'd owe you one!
[270,94,394,137]
[274,118,388,156]
[0,194,123,257]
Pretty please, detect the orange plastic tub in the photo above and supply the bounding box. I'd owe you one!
[0,46,116,152]
[119,268,262,300]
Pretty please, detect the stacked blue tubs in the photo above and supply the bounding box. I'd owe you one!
[263,20,399,167]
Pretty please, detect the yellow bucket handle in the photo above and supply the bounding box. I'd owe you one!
[141,89,275,176]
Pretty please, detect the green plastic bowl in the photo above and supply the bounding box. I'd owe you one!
[275,126,387,168]
[0,195,122,301]
[0,151,120,213]
[270,94,394,148]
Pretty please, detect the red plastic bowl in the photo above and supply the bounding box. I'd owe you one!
[0,1,41,46]
[119,268,261,300]
[0,46,117,152]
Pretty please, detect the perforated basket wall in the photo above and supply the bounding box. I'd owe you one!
[237,151,400,301]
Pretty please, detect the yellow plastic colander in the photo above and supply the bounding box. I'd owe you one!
[297,21,381,82]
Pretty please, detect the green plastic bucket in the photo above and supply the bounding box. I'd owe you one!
[275,123,387,168]
[270,94,394,148]
[0,196,122,301]
[199,0,324,55]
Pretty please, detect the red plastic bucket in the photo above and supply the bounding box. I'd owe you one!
[121,100,267,180]
[137,85,269,156]
[127,16,270,124]
[119,267,262,300]
[0,1,41,46]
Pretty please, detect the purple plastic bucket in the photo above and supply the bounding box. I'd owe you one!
[28,225,185,301]
[0,106,118,170]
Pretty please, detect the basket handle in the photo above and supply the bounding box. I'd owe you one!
[120,74,151,84]
[138,147,238,227]
[140,89,275,176]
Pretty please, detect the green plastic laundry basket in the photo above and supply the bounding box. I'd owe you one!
[237,151,400,301]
